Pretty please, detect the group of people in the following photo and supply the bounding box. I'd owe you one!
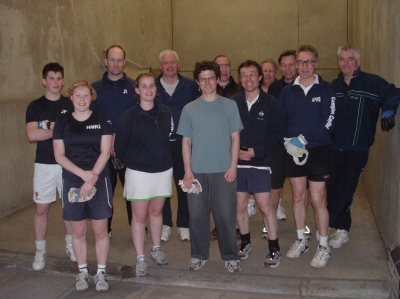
[26,43,400,292]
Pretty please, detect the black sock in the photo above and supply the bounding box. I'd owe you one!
[268,238,280,252]
[240,232,251,244]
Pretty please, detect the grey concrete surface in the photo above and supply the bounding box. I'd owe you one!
[0,181,391,298]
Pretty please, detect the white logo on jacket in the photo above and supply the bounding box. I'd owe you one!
[312,97,321,102]
[123,89,128,94]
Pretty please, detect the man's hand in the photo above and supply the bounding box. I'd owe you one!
[224,166,237,182]
[239,148,255,161]
[381,115,395,131]
[183,171,194,189]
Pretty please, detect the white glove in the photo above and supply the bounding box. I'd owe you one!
[178,179,202,194]
[38,120,50,130]
[68,187,97,203]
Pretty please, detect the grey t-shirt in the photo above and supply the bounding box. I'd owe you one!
[177,96,243,173]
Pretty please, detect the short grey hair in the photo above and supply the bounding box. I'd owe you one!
[159,50,180,64]
[338,45,361,60]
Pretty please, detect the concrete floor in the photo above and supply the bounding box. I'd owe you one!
[0,180,391,298]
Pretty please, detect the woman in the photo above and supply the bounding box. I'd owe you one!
[115,73,173,278]
[53,80,113,292]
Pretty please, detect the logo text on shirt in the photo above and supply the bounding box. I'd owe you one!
[86,124,101,129]
[123,89,128,94]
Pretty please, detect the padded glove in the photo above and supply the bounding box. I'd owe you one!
[381,115,395,132]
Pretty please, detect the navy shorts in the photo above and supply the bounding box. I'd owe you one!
[284,145,330,182]
[236,167,271,193]
[271,143,286,189]
[62,176,113,221]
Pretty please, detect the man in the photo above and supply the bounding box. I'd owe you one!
[231,60,284,267]
[260,60,278,93]
[280,45,335,268]
[214,55,241,98]
[268,50,298,223]
[327,45,400,248]
[177,60,243,272]
[91,45,136,235]
[156,50,198,242]
[210,54,241,240]
[25,62,75,270]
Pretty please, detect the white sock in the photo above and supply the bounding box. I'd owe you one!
[97,264,106,274]
[319,236,328,247]
[137,255,145,261]
[78,263,88,273]
[296,229,306,242]
[248,198,255,205]
[65,235,73,247]
[35,240,46,252]
[152,245,161,250]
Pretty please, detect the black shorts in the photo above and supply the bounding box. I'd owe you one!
[284,145,330,182]
[271,143,286,189]
[62,176,113,221]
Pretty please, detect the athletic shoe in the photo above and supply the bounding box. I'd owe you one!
[329,229,349,248]
[210,227,218,239]
[66,244,76,262]
[94,272,109,292]
[161,225,171,242]
[261,227,268,239]
[108,231,112,238]
[305,225,312,240]
[264,250,282,268]
[150,247,168,266]
[225,260,241,272]
[32,250,46,270]
[188,258,207,270]
[276,199,286,220]
[75,271,90,291]
[286,239,309,259]
[310,245,331,268]
[178,227,190,241]
[316,228,332,241]
[136,257,148,278]
[247,200,257,217]
[238,242,252,260]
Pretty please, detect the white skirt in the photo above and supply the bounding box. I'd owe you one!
[124,167,173,202]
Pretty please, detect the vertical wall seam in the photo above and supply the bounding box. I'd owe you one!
[171,0,174,50]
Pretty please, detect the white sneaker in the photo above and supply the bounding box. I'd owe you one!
[286,240,308,259]
[247,199,257,217]
[66,244,77,262]
[32,250,46,270]
[276,199,286,220]
[161,225,171,242]
[310,245,331,268]
[178,228,190,241]
[76,271,90,291]
[94,272,109,291]
[329,229,349,248]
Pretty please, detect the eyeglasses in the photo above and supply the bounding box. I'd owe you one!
[296,60,316,67]
[198,76,217,83]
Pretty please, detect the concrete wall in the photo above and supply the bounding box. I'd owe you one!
[172,0,347,82]
[0,1,348,218]
[348,0,400,247]
[0,0,172,218]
